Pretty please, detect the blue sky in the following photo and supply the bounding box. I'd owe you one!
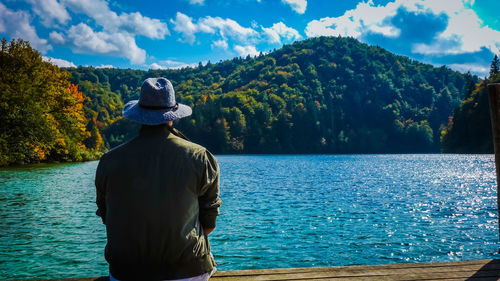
[0,0,499,76]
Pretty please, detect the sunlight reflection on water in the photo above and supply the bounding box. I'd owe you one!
[0,154,498,280]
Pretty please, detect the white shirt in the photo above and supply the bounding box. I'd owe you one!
[110,267,216,281]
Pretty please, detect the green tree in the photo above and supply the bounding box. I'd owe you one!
[0,38,97,166]
[441,74,500,153]
[491,55,499,76]
[61,36,471,154]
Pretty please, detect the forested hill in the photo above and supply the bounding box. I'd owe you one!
[441,73,500,153]
[65,36,473,154]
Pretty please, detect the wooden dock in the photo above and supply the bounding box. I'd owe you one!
[20,259,500,281]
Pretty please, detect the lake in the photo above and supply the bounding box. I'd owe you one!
[0,154,499,280]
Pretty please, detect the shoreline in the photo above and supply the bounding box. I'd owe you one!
[0,152,495,169]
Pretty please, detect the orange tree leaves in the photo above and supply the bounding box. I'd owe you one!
[0,38,99,166]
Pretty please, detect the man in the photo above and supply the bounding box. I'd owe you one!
[95,77,222,281]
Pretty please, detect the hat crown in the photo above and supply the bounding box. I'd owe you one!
[122,77,192,125]
[139,78,176,108]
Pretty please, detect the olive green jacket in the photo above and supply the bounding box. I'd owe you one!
[95,125,222,280]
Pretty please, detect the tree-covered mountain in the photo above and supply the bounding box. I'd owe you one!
[1,36,478,166]
[441,72,500,153]
[66,36,473,154]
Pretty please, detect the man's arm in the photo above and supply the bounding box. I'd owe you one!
[95,154,107,224]
[199,150,222,235]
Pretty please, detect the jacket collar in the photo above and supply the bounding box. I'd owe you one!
[139,124,171,136]
[139,124,189,141]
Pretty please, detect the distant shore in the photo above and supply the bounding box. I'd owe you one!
[1,151,495,169]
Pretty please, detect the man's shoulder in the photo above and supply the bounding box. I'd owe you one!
[98,137,138,163]
[167,131,218,167]
[169,133,208,155]
[98,129,211,163]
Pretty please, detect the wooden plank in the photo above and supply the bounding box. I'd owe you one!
[211,260,500,281]
[212,266,499,279]
[16,259,500,281]
[21,272,495,280]
[411,278,500,281]
[220,278,500,281]
[211,270,500,280]
[211,267,500,281]
[215,260,499,277]
[253,275,500,281]
[22,276,500,281]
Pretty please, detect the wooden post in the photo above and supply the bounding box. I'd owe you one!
[487,83,500,244]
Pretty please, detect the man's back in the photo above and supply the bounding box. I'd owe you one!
[95,124,221,280]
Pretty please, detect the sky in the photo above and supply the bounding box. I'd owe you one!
[0,0,499,76]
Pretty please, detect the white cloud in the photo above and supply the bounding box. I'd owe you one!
[282,0,307,14]
[42,56,76,67]
[188,0,204,5]
[448,63,489,76]
[37,0,168,65]
[67,23,118,53]
[171,13,302,55]
[170,12,303,56]
[170,12,198,44]
[212,39,228,49]
[234,45,260,57]
[262,22,301,44]
[2,0,168,64]
[464,0,475,6]
[0,3,52,53]
[49,31,65,44]
[63,0,169,39]
[411,5,500,55]
[305,0,500,56]
[149,63,165,70]
[117,12,169,39]
[95,64,114,68]
[199,17,259,42]
[27,0,70,27]
[149,60,200,70]
[170,12,259,45]
[66,23,146,64]
[251,20,258,29]
[305,0,399,38]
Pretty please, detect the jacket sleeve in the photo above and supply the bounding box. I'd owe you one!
[95,154,107,225]
[198,150,222,229]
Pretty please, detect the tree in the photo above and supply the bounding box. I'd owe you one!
[0,38,98,166]
[491,55,500,77]
[463,71,476,99]
[441,73,500,153]
[61,36,470,154]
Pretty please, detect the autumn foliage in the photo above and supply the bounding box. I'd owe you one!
[0,38,102,166]
[1,36,480,164]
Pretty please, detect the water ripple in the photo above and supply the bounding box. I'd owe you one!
[0,155,498,280]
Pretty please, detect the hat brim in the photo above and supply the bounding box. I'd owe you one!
[122,100,192,125]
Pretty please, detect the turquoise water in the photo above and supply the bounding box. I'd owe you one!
[0,154,499,280]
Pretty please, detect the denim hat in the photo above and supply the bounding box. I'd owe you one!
[122,77,192,125]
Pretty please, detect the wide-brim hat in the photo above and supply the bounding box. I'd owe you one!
[123,77,192,125]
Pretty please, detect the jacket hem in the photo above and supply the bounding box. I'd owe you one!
[109,255,215,281]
